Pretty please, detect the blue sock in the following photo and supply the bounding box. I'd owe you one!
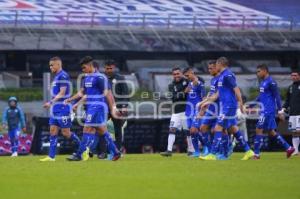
[254,134,264,156]
[274,132,290,150]
[49,135,57,158]
[221,134,229,157]
[14,139,19,153]
[103,132,118,155]
[234,131,250,152]
[70,132,80,147]
[76,133,94,158]
[191,133,200,153]
[202,132,211,152]
[90,133,99,154]
[211,131,222,155]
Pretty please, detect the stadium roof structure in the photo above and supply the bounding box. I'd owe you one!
[1,0,300,51]
[1,24,300,51]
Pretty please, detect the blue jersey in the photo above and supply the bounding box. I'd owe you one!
[83,72,110,111]
[2,106,25,131]
[185,80,205,116]
[257,76,282,115]
[207,75,219,113]
[51,70,71,114]
[217,68,238,109]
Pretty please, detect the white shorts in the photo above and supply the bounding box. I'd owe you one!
[169,112,188,130]
[288,115,300,131]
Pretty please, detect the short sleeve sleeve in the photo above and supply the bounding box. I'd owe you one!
[225,74,237,89]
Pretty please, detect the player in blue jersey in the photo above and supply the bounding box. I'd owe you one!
[65,56,121,161]
[198,61,219,156]
[183,67,206,157]
[40,57,81,162]
[199,57,254,160]
[251,64,295,159]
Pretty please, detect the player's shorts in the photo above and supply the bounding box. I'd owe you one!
[169,112,188,130]
[288,115,300,132]
[256,114,277,130]
[201,111,217,128]
[217,108,237,129]
[84,107,108,127]
[49,112,71,128]
[186,116,201,129]
[8,128,20,140]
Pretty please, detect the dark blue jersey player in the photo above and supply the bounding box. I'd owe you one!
[65,56,121,161]
[199,57,254,160]
[252,64,294,159]
[183,67,205,157]
[40,57,80,162]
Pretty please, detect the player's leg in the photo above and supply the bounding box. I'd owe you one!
[8,128,19,157]
[40,123,59,161]
[161,113,180,156]
[269,128,294,158]
[290,116,300,155]
[97,125,121,161]
[61,128,80,152]
[190,126,200,157]
[199,123,212,156]
[182,113,194,155]
[60,115,80,152]
[229,125,254,160]
[253,128,264,159]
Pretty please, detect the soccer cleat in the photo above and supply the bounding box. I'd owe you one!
[187,151,193,156]
[292,151,299,156]
[66,154,82,161]
[241,149,255,160]
[39,156,55,162]
[98,152,107,159]
[111,152,121,161]
[88,151,94,158]
[201,146,210,157]
[199,153,217,160]
[82,147,90,161]
[252,155,260,160]
[11,152,18,157]
[160,151,172,157]
[191,151,200,158]
[227,144,234,157]
[216,154,228,160]
[286,147,295,159]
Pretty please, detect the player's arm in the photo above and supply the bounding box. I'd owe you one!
[234,86,244,113]
[72,94,87,111]
[105,89,120,118]
[65,88,85,104]
[270,81,282,112]
[281,85,290,113]
[18,107,26,132]
[43,86,68,108]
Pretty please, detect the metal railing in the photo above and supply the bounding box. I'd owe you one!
[0,10,299,31]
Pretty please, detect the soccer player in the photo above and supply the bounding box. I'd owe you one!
[281,70,300,156]
[65,56,121,161]
[160,67,194,157]
[252,64,295,159]
[40,57,81,162]
[198,61,219,156]
[199,57,254,160]
[182,67,206,157]
[2,97,26,157]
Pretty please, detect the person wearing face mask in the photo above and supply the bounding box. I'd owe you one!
[2,96,26,157]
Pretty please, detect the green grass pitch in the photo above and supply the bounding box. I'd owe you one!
[0,153,299,199]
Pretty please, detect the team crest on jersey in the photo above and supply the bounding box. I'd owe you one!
[260,87,264,92]
[218,81,222,87]
[85,82,93,88]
